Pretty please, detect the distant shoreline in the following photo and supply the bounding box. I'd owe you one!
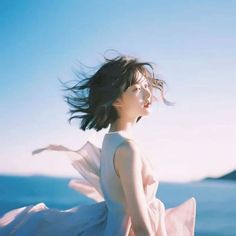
[203,170,236,182]
[1,171,236,184]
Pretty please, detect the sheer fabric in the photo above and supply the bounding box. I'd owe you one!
[0,133,196,235]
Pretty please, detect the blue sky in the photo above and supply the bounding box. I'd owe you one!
[0,0,235,182]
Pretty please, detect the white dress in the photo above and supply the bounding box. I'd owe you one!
[0,131,196,235]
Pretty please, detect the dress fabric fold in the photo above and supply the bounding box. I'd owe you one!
[0,138,196,236]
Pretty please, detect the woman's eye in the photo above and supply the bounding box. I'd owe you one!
[133,86,140,91]
[143,83,150,89]
[147,83,152,89]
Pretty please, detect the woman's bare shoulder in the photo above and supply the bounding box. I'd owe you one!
[115,139,141,164]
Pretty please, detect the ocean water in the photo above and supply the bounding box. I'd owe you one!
[0,175,235,236]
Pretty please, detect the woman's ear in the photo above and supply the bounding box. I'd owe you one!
[112,98,122,108]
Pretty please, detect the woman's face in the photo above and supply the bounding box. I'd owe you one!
[113,72,152,120]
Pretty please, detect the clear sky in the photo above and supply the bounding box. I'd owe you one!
[0,0,235,182]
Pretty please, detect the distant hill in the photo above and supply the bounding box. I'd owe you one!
[204,170,236,181]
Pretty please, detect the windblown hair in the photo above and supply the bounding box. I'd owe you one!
[62,55,170,131]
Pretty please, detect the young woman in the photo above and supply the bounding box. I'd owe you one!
[0,55,196,235]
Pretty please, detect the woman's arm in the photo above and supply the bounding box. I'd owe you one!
[114,141,153,236]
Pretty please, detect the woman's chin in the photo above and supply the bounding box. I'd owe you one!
[142,109,151,116]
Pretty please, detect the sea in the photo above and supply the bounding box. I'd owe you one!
[0,175,235,236]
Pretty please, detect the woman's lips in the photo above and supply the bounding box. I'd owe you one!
[144,102,151,108]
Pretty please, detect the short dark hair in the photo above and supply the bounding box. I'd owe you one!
[62,54,170,131]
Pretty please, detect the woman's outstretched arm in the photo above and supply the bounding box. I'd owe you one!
[114,141,153,236]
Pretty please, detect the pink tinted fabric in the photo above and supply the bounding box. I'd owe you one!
[0,139,196,235]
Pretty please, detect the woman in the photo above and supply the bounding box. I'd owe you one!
[0,55,196,235]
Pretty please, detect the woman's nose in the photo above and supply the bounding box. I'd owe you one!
[143,88,151,100]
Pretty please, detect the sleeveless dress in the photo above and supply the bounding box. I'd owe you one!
[0,132,196,236]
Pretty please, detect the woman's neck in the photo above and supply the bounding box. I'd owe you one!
[109,117,137,135]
